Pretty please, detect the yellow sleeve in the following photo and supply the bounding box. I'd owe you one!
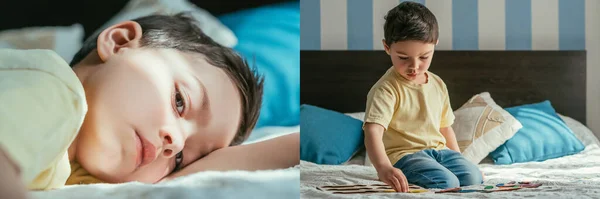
[439,80,455,128]
[0,70,84,190]
[364,83,397,130]
[66,161,104,185]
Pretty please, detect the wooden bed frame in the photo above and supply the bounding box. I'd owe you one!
[300,50,587,124]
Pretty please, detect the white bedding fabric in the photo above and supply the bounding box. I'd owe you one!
[29,126,300,199]
[300,144,600,199]
[32,168,299,199]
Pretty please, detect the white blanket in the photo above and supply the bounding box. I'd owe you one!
[31,168,299,199]
[300,144,600,199]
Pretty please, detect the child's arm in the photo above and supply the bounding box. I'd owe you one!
[364,123,409,192]
[0,147,27,199]
[161,132,299,181]
[364,123,393,171]
[440,127,460,153]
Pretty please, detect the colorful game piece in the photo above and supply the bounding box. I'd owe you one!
[435,187,461,193]
[494,187,522,192]
[458,189,487,193]
[497,183,518,188]
[484,186,494,189]
[520,183,542,188]
[496,181,542,188]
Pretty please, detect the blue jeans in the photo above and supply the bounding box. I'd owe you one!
[393,149,483,189]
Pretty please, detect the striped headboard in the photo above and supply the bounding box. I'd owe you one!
[300,0,589,51]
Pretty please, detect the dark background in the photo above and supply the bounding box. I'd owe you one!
[0,0,294,39]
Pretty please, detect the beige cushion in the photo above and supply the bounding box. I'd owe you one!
[451,92,523,164]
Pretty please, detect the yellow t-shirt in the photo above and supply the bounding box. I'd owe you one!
[0,49,88,190]
[364,67,455,165]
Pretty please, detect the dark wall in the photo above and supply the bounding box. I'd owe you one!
[0,0,294,38]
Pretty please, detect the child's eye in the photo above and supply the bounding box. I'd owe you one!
[174,86,186,116]
[420,57,429,59]
[173,151,184,172]
[399,57,409,60]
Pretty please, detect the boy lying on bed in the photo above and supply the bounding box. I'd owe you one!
[0,13,299,199]
[362,2,482,193]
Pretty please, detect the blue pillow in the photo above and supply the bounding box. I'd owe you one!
[300,104,365,165]
[490,100,585,165]
[219,2,300,128]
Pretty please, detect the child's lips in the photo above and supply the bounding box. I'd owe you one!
[135,131,157,168]
[406,69,417,77]
[135,133,143,167]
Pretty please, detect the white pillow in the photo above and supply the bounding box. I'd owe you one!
[243,125,299,145]
[345,112,365,121]
[558,114,600,147]
[90,0,237,48]
[0,24,84,63]
[451,92,523,164]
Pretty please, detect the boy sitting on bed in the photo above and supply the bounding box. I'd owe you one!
[0,13,299,199]
[362,2,482,193]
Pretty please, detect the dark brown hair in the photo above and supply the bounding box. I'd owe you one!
[383,1,439,46]
[70,13,264,146]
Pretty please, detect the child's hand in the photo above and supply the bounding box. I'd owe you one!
[377,166,409,193]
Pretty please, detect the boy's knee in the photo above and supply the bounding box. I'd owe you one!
[415,171,459,189]
[459,171,483,186]
[434,175,460,189]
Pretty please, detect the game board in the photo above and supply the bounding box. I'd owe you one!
[317,184,428,194]
[316,181,542,195]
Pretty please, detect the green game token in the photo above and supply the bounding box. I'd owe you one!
[484,186,494,189]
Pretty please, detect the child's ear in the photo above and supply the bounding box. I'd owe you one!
[96,21,143,62]
[436,39,439,45]
[382,39,391,55]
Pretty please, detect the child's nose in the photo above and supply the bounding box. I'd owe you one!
[159,130,184,158]
[408,60,420,69]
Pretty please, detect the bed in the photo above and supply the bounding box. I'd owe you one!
[300,50,600,198]
[1,0,300,198]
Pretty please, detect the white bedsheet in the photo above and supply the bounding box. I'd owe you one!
[31,168,299,199]
[300,144,600,199]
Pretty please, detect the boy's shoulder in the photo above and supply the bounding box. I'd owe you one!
[0,48,66,70]
[368,67,401,92]
[0,49,82,92]
[0,49,70,75]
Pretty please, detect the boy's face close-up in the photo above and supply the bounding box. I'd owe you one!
[383,40,436,82]
[70,22,242,183]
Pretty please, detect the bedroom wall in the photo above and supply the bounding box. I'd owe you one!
[300,0,600,137]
